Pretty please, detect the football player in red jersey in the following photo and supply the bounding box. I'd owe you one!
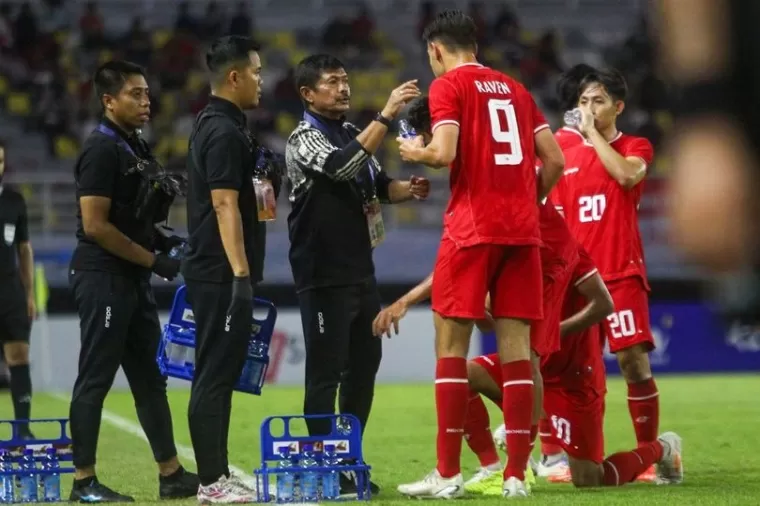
[466,248,683,491]
[395,11,564,495]
[551,68,661,481]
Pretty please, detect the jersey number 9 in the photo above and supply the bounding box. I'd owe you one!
[487,99,524,166]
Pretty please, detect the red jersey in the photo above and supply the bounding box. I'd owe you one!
[539,202,579,277]
[541,247,606,395]
[551,133,654,289]
[554,126,584,151]
[428,63,549,248]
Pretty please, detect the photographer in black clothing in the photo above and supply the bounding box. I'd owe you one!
[68,60,199,503]
[0,140,37,440]
[183,36,282,502]
[285,54,428,495]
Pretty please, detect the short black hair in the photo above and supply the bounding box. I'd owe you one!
[406,96,431,134]
[579,68,628,102]
[422,9,477,51]
[205,35,260,76]
[93,60,146,106]
[294,54,345,94]
[556,64,597,111]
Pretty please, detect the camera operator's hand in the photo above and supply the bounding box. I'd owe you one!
[226,275,253,322]
[382,80,421,120]
[152,253,181,281]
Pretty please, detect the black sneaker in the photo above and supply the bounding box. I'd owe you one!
[159,466,200,500]
[339,470,380,497]
[69,477,135,503]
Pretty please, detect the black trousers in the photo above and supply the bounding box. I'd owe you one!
[298,278,383,438]
[69,270,177,468]
[185,280,251,486]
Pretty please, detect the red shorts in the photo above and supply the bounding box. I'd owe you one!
[472,353,501,386]
[432,237,543,321]
[602,277,655,353]
[530,262,577,357]
[543,385,605,464]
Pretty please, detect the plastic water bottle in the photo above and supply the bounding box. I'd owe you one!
[0,450,15,503]
[563,108,582,127]
[39,448,60,502]
[166,327,194,367]
[398,119,417,139]
[275,448,295,503]
[17,449,37,503]
[299,445,319,502]
[240,340,268,389]
[321,445,340,499]
[168,241,189,260]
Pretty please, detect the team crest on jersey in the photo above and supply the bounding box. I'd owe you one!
[3,223,15,245]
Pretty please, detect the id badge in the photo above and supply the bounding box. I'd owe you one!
[253,177,277,222]
[364,197,385,248]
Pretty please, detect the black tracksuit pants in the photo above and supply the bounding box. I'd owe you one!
[298,278,383,438]
[185,280,252,486]
[68,270,177,468]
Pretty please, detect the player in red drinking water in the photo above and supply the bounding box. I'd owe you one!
[394,10,565,499]
[465,247,683,492]
[550,68,662,482]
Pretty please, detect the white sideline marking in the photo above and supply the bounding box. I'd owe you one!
[47,393,257,485]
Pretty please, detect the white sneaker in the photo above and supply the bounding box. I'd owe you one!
[464,466,500,488]
[197,476,257,504]
[492,424,507,451]
[656,432,684,484]
[537,453,569,478]
[397,469,464,499]
[228,471,276,499]
[502,476,529,498]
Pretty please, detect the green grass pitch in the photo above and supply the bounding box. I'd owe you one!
[2,375,759,505]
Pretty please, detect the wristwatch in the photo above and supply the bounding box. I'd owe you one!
[374,112,393,128]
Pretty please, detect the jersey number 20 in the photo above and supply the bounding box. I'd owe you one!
[487,99,524,166]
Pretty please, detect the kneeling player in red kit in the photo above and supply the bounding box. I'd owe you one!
[394,10,564,499]
[466,248,683,492]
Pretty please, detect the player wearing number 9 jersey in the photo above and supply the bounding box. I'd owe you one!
[395,9,565,500]
[550,68,661,477]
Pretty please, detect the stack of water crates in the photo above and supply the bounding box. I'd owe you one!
[156,285,277,394]
[0,419,74,503]
[254,414,371,503]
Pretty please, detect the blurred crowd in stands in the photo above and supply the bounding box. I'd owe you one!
[0,0,671,177]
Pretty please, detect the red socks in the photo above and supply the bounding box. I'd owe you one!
[601,441,664,486]
[435,358,469,478]
[501,360,534,481]
[627,378,659,444]
[463,393,500,467]
[539,417,563,456]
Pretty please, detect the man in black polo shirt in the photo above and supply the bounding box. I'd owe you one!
[69,60,199,502]
[0,140,37,440]
[285,54,429,495]
[184,35,281,503]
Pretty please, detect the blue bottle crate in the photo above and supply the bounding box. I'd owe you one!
[156,285,278,395]
[0,419,75,503]
[253,414,371,503]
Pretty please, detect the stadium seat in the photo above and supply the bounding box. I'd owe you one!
[54,136,80,160]
[289,49,308,67]
[6,92,31,116]
[272,31,297,51]
[53,30,69,45]
[374,70,399,91]
[152,30,172,49]
[185,72,206,94]
[0,75,8,96]
[351,72,373,93]
[98,49,114,65]
[160,93,177,118]
[381,48,403,67]
[275,113,297,137]
[154,136,172,160]
[172,136,190,157]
